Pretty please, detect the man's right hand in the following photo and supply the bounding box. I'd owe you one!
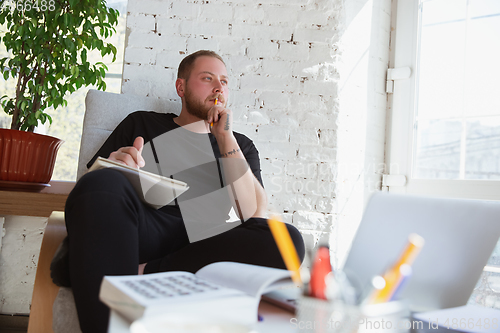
[108,136,145,168]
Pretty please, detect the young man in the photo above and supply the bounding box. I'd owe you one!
[63,50,305,332]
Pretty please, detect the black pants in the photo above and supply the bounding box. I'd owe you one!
[65,168,305,333]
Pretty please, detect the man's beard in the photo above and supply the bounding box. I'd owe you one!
[184,87,211,120]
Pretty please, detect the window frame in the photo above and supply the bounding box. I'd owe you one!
[385,0,500,200]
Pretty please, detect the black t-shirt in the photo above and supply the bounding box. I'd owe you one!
[87,111,263,185]
[87,112,263,227]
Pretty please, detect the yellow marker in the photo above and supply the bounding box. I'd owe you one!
[369,233,424,304]
[268,215,302,285]
[210,98,217,128]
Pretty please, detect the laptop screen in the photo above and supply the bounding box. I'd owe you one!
[342,192,500,311]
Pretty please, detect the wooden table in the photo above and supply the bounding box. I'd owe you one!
[0,181,75,217]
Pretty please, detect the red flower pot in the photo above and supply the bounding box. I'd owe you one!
[0,129,64,184]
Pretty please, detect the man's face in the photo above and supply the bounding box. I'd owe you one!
[182,56,229,120]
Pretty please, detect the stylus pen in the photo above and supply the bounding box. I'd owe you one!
[149,140,163,176]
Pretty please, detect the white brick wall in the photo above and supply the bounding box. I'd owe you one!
[0,216,47,314]
[123,0,391,262]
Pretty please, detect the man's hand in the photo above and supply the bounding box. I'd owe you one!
[208,104,233,139]
[108,136,145,168]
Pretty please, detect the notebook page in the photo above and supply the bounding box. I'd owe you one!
[195,262,293,298]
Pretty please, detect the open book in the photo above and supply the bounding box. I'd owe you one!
[99,262,294,325]
[88,157,189,209]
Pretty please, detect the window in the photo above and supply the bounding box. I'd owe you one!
[387,0,500,308]
[0,0,128,181]
[414,0,500,181]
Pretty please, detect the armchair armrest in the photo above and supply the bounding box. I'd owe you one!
[28,211,67,333]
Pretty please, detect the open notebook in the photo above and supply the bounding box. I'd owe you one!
[99,261,294,325]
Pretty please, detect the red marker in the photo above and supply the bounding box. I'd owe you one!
[309,246,332,299]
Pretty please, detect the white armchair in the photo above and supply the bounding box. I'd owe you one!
[28,89,176,333]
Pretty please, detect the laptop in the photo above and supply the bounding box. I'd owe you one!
[342,192,500,311]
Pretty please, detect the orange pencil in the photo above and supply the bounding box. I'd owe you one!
[268,215,302,285]
[211,98,217,128]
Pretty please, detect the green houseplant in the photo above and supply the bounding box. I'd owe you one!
[0,0,119,188]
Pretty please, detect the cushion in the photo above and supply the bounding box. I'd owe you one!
[53,288,81,333]
[77,90,178,179]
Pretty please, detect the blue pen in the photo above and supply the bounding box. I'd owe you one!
[389,264,412,301]
[258,314,264,322]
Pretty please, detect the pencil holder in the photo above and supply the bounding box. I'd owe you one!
[357,301,410,333]
[296,298,410,333]
[295,296,361,333]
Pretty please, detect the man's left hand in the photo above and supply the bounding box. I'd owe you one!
[208,104,233,139]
